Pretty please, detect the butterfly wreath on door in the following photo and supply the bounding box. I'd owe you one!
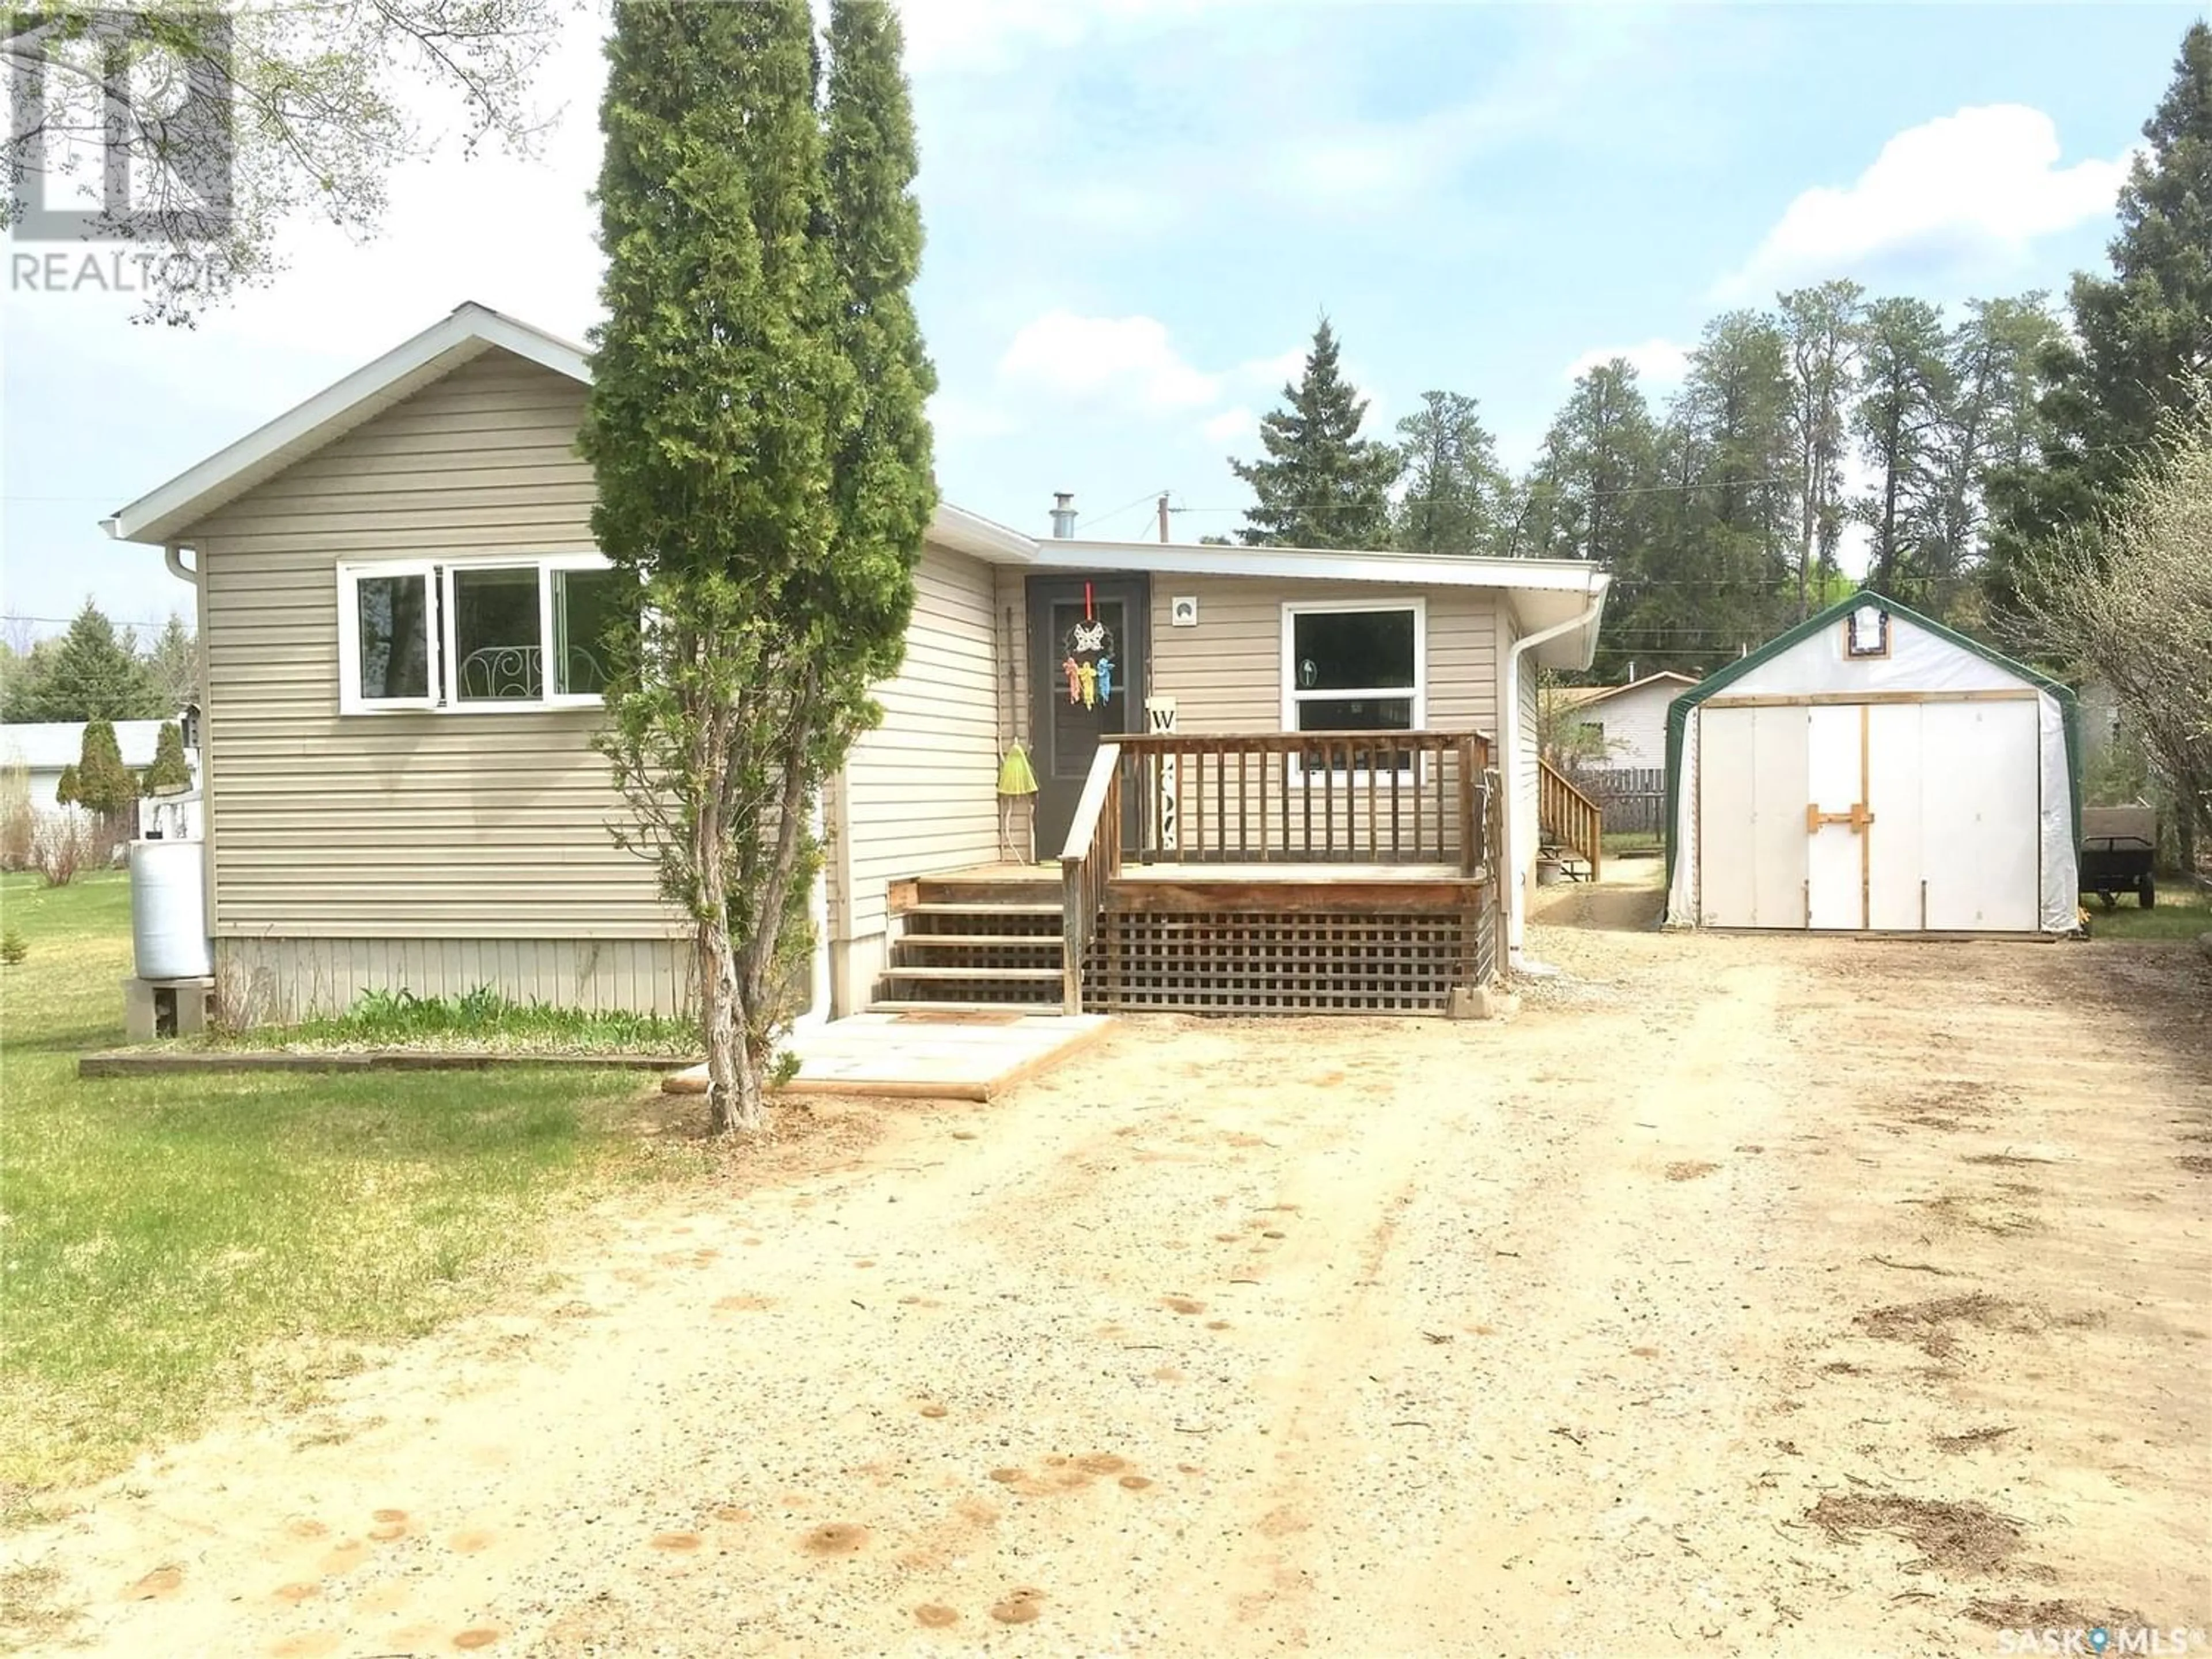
[1059,581,1116,711]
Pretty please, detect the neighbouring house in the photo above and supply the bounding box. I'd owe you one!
[103,302,1610,1022]
[1663,592,2080,935]
[1547,671,1698,772]
[0,716,202,838]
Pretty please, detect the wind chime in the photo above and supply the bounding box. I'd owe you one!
[1059,581,1117,713]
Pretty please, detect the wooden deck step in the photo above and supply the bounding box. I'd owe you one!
[882,965,1064,982]
[900,901,1065,919]
[868,999,1066,1016]
[893,934,1065,950]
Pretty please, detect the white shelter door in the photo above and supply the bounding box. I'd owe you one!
[1920,700,2041,931]
[1805,704,1868,930]
[1865,704,1927,930]
[1696,705,1809,927]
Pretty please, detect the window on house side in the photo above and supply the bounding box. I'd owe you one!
[335,554,620,714]
[553,566,623,696]
[353,571,431,702]
[452,566,543,701]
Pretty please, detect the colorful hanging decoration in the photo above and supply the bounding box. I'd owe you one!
[1060,581,1119,709]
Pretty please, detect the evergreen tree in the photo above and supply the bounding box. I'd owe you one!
[1853,297,1953,599]
[1922,295,2062,618]
[1779,281,1863,619]
[1230,319,1402,547]
[816,0,937,671]
[72,720,143,821]
[1394,391,1514,556]
[145,614,199,711]
[0,601,161,722]
[53,764,79,808]
[1987,22,2212,608]
[143,721,192,794]
[1521,359,1657,570]
[582,0,931,1135]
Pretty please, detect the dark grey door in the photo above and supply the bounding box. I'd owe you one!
[1027,574,1148,859]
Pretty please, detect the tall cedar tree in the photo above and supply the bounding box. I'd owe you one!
[1232,319,1402,547]
[0,601,162,722]
[581,0,931,1135]
[70,720,142,821]
[1987,22,2212,611]
[143,721,192,794]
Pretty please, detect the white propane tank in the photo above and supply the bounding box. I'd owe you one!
[129,839,213,980]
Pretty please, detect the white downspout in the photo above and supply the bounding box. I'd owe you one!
[1501,579,1607,973]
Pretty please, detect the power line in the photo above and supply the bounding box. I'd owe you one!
[1078,487,1174,538]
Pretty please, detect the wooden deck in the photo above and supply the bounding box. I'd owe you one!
[899,731,1506,1016]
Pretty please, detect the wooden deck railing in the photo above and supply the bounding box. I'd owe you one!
[1111,730,1493,872]
[1537,756,1604,881]
[1057,743,1124,1013]
[1059,730,1497,1013]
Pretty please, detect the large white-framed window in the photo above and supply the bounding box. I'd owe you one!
[1281,599,1425,777]
[336,552,622,715]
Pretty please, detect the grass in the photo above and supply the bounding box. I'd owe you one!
[0,871,710,1503]
[211,984,699,1056]
[2086,875,2210,942]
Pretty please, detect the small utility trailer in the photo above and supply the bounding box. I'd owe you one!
[2080,804,2157,910]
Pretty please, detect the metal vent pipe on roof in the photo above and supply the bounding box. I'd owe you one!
[1050,493,1077,539]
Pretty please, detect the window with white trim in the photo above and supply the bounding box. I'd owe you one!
[1281,599,1425,776]
[1281,600,1424,732]
[336,554,624,714]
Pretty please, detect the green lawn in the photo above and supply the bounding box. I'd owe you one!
[2086,874,2211,942]
[0,872,706,1505]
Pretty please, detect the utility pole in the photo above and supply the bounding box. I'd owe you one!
[1157,493,1171,544]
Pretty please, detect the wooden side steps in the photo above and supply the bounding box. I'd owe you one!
[874,878,1068,1014]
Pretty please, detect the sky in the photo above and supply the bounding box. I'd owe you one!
[1,1,2201,639]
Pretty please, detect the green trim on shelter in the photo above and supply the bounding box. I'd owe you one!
[1660,590,2082,906]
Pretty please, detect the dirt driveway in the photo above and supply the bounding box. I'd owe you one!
[13,882,2211,1657]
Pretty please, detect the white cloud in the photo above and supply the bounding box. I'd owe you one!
[1562,338,1692,389]
[1718,104,2129,299]
[997,309,1220,409]
[1200,405,1256,444]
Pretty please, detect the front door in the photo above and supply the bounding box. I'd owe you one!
[1027,575,1148,859]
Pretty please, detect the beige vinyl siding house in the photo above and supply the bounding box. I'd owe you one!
[831,544,1003,1010]
[107,304,1609,1022]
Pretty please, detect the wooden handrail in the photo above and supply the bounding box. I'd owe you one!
[1109,730,1493,868]
[1537,756,1604,881]
[1058,742,1125,1013]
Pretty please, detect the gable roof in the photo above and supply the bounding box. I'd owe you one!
[1551,669,1698,710]
[1668,589,2073,713]
[105,303,588,546]
[99,302,1604,665]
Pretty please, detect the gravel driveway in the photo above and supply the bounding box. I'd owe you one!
[14,900,2211,1656]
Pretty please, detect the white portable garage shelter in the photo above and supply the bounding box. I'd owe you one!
[1664,592,2080,935]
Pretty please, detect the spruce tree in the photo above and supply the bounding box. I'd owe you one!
[582,0,931,1136]
[1987,22,2212,607]
[0,602,161,722]
[1230,319,1402,547]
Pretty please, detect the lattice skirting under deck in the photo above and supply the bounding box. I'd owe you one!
[1090,902,1496,1015]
